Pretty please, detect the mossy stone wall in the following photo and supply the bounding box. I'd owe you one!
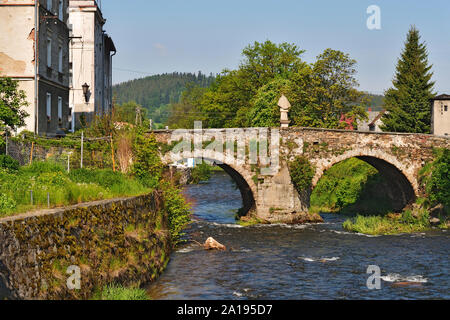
[0,193,171,300]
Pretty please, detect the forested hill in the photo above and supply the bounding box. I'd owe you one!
[367,94,385,111]
[112,72,215,123]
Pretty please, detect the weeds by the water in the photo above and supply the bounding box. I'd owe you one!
[343,210,432,235]
[92,283,150,300]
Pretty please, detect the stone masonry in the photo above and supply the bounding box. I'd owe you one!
[153,127,450,223]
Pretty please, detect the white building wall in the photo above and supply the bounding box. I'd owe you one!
[69,0,114,129]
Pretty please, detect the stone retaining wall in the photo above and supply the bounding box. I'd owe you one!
[0,193,171,300]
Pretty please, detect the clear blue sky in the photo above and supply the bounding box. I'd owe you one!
[100,0,450,94]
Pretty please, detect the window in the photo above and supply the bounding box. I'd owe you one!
[58,46,63,73]
[46,93,52,121]
[445,106,448,112]
[47,38,52,68]
[47,0,52,12]
[58,0,63,20]
[58,96,63,124]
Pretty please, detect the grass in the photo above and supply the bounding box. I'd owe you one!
[92,283,150,300]
[0,160,151,217]
[343,210,432,235]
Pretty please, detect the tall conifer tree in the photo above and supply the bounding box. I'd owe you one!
[381,26,435,133]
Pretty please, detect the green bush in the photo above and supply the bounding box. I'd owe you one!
[425,149,449,209]
[162,182,191,246]
[191,162,212,183]
[0,193,17,212]
[288,156,314,191]
[132,130,163,188]
[0,154,19,171]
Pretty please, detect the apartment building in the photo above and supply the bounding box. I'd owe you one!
[0,0,71,135]
[68,0,116,130]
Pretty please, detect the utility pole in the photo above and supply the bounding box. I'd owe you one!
[80,131,84,168]
[5,131,8,156]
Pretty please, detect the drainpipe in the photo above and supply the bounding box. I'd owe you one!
[111,49,116,114]
[34,0,39,135]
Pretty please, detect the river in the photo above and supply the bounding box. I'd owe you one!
[146,171,450,300]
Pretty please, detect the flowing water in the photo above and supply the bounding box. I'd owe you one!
[146,171,450,300]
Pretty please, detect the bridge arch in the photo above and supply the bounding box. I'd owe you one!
[311,148,417,212]
[165,152,258,217]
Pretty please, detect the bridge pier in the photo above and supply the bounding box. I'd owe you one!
[248,164,317,223]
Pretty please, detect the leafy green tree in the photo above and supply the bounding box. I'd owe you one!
[199,41,306,128]
[131,129,163,188]
[0,77,29,131]
[293,49,368,129]
[381,26,435,133]
[248,78,293,127]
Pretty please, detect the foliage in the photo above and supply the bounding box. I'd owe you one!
[381,26,435,133]
[131,129,163,188]
[0,77,29,131]
[0,160,150,217]
[310,158,395,214]
[114,101,146,125]
[419,148,450,211]
[165,85,208,129]
[0,193,17,211]
[0,154,19,171]
[249,78,292,127]
[161,182,191,246]
[293,49,368,129]
[164,41,368,130]
[288,156,314,192]
[343,212,430,235]
[190,162,212,184]
[112,72,215,125]
[93,283,150,300]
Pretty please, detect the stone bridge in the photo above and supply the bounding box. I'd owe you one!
[152,127,449,223]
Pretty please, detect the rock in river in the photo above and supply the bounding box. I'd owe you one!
[204,237,226,251]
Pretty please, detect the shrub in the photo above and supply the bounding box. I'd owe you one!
[0,193,17,212]
[419,148,449,214]
[162,182,191,246]
[191,162,211,183]
[288,156,314,191]
[132,130,163,188]
[0,154,19,171]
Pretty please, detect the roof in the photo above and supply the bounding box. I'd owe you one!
[432,94,450,101]
[369,110,386,126]
[104,34,116,53]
